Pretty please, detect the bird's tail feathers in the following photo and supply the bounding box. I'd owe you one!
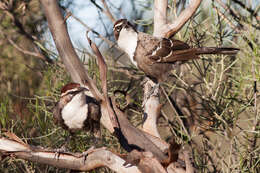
[195,47,239,55]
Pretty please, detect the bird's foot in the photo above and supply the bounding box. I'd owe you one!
[81,146,107,163]
[53,145,69,160]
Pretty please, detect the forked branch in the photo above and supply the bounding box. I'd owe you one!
[153,0,202,38]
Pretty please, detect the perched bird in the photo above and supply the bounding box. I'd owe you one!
[113,19,239,82]
[53,83,101,137]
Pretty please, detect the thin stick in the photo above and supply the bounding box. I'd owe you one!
[101,0,116,23]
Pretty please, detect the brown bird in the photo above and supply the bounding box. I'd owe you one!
[53,83,100,137]
[113,19,239,82]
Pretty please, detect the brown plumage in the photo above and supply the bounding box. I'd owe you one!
[53,83,101,137]
[114,19,239,82]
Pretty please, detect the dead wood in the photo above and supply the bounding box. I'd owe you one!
[0,135,140,173]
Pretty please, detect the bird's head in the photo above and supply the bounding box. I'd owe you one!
[60,83,90,102]
[113,19,136,41]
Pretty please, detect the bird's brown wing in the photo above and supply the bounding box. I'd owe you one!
[52,102,63,125]
[149,38,199,63]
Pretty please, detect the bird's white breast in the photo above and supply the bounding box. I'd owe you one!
[117,28,138,67]
[61,93,88,129]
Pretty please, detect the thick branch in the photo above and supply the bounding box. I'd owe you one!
[153,0,168,37]
[111,98,168,162]
[0,137,140,173]
[126,150,167,173]
[142,80,161,138]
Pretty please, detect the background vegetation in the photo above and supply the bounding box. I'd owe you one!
[0,0,259,172]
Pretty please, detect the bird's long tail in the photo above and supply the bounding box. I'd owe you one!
[195,47,240,55]
[152,47,239,63]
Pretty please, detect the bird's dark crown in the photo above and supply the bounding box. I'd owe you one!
[60,83,88,97]
[61,83,81,94]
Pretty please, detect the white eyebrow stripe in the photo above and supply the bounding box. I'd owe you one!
[61,88,79,97]
[114,22,123,28]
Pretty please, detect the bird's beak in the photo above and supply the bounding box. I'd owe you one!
[77,87,89,92]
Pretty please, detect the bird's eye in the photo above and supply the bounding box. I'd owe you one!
[116,26,121,32]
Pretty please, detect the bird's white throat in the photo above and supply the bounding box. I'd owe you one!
[61,92,88,129]
[117,28,138,67]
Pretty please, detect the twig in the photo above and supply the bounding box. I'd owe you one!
[101,0,116,23]
[0,8,52,63]
[165,0,202,38]
[213,5,255,50]
[63,8,114,47]
[90,0,103,11]
[231,0,260,21]
[213,5,240,33]
[109,67,140,80]
[215,0,241,21]
[160,85,189,137]
[0,29,48,61]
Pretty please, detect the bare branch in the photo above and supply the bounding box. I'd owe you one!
[101,0,116,23]
[142,131,169,152]
[125,150,168,173]
[90,0,103,11]
[164,0,202,38]
[111,98,168,162]
[183,150,194,173]
[63,8,115,47]
[87,32,119,129]
[153,0,168,37]
[231,0,260,21]
[215,0,241,21]
[153,0,202,38]
[213,5,241,33]
[142,79,161,138]
[0,29,48,61]
[0,137,141,173]
[40,0,103,101]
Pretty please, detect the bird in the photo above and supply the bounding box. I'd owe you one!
[113,19,239,83]
[53,83,101,138]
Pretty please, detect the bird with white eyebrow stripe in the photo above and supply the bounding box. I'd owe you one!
[113,19,239,83]
[53,83,101,138]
